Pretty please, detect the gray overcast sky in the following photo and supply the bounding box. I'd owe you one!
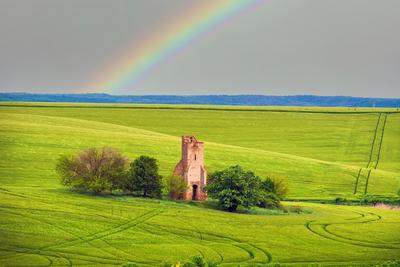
[0,0,399,97]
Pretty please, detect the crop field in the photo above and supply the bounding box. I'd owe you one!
[0,103,399,266]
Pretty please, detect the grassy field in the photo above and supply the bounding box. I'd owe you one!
[0,103,399,266]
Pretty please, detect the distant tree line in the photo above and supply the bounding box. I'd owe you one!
[56,147,287,212]
[2,92,400,107]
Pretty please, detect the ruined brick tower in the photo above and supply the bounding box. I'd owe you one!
[173,136,207,201]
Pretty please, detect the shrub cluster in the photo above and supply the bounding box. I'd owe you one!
[373,260,400,267]
[205,165,287,212]
[333,196,400,206]
[56,147,163,197]
[166,175,188,200]
[160,255,218,267]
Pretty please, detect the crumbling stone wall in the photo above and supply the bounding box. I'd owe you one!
[173,136,207,200]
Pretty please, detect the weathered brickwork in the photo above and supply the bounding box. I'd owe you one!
[173,136,207,201]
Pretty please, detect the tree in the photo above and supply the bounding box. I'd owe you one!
[260,176,288,200]
[273,176,288,200]
[205,165,261,212]
[56,147,128,194]
[257,176,288,208]
[257,191,281,208]
[166,175,187,200]
[125,156,162,198]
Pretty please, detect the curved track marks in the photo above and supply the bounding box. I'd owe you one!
[141,222,272,265]
[0,208,163,266]
[305,211,400,249]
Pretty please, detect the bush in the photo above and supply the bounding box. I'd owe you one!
[359,196,400,206]
[258,192,281,209]
[206,165,261,212]
[182,256,218,267]
[261,176,288,200]
[334,197,347,204]
[257,177,288,208]
[167,175,187,200]
[273,176,288,199]
[286,205,303,214]
[373,260,400,267]
[125,155,163,198]
[265,264,283,267]
[160,256,218,267]
[56,147,128,194]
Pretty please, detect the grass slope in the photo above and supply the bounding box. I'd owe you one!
[1,112,399,198]
[1,189,400,266]
[0,103,399,266]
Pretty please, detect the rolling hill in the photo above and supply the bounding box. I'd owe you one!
[0,103,399,266]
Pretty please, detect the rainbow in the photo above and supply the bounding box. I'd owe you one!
[92,0,258,93]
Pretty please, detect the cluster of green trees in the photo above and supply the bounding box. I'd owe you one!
[206,165,287,212]
[56,148,287,212]
[56,147,163,198]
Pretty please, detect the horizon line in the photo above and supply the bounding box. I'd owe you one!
[1,92,400,100]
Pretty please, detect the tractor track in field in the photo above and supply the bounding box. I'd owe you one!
[139,223,252,265]
[353,168,362,194]
[0,248,55,267]
[355,113,388,195]
[364,169,372,194]
[352,168,371,195]
[0,202,120,222]
[1,247,72,267]
[0,207,126,262]
[0,207,119,260]
[142,222,272,265]
[187,220,204,241]
[184,221,228,264]
[305,211,400,249]
[137,223,221,264]
[0,208,163,266]
[0,191,272,265]
[56,252,73,267]
[374,114,388,169]
[3,238,156,266]
[42,209,161,250]
[0,187,28,198]
[4,199,272,266]
[44,208,163,265]
[366,113,381,169]
[323,211,400,245]
[0,189,121,222]
[1,246,123,266]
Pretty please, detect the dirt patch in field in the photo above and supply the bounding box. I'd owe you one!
[373,203,400,210]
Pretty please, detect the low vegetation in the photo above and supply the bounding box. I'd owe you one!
[372,260,400,267]
[206,165,287,212]
[1,103,400,266]
[57,149,287,212]
[56,147,128,194]
[333,196,400,206]
[167,175,188,199]
[56,148,163,197]
[160,255,218,267]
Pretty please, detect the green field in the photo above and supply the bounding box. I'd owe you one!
[0,103,399,266]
